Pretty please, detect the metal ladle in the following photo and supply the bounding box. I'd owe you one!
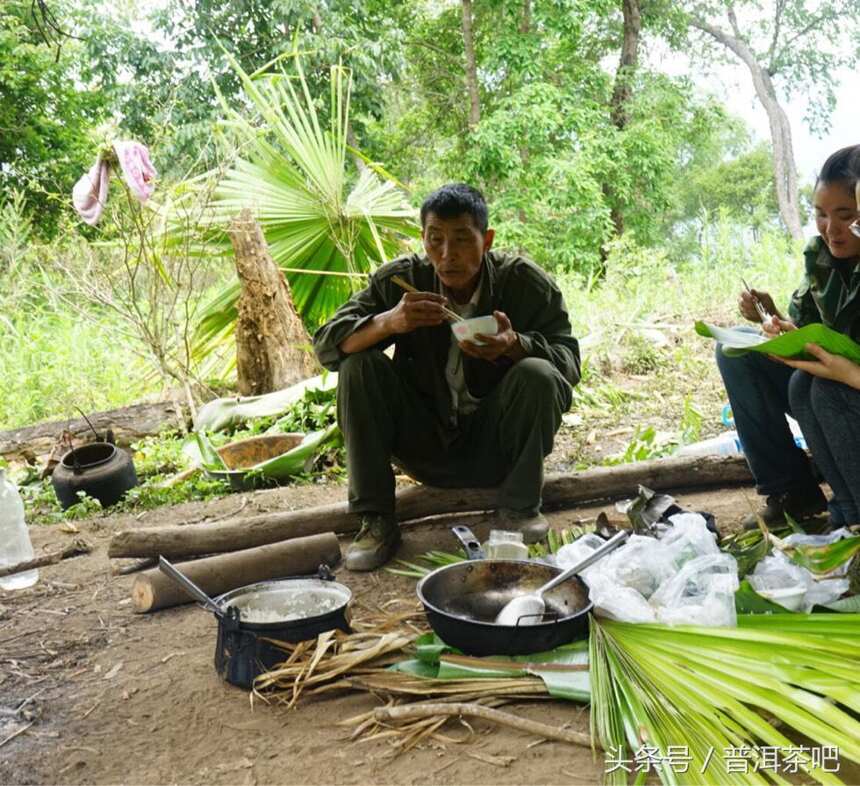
[494,530,629,626]
[157,555,227,618]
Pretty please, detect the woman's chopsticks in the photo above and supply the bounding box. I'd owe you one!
[391,275,464,323]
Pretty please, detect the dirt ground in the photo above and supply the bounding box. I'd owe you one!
[5,475,834,786]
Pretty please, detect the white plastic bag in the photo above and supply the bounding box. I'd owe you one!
[750,551,850,612]
[650,553,739,627]
[582,516,739,626]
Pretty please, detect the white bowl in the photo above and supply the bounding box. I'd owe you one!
[451,315,499,346]
[756,585,806,611]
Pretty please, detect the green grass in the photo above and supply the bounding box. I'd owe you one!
[0,304,154,430]
[552,224,804,463]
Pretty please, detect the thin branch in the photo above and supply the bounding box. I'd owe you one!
[374,703,595,748]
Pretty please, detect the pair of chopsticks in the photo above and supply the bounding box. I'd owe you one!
[741,277,773,323]
[391,275,464,323]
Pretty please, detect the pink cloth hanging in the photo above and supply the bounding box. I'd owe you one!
[72,141,157,225]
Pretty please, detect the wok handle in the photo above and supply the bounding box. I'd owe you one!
[538,530,629,594]
[451,526,485,560]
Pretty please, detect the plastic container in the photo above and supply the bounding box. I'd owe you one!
[0,468,39,590]
[676,431,743,458]
[483,530,528,560]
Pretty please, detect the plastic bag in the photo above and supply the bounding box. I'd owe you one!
[650,553,739,627]
[582,516,738,626]
[585,572,657,623]
[555,534,605,571]
[750,551,850,612]
[660,513,720,570]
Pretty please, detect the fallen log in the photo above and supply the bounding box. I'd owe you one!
[109,454,751,559]
[130,532,341,613]
[0,539,92,579]
[0,401,190,465]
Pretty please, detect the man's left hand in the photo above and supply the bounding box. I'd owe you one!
[459,311,525,363]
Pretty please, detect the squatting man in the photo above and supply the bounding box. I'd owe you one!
[314,183,580,571]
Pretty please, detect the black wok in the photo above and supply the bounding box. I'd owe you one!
[416,527,593,656]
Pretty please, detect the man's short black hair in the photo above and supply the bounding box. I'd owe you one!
[420,183,489,233]
[817,145,860,191]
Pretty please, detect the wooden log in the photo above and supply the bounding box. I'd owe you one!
[130,532,341,613]
[0,539,92,579]
[0,400,189,465]
[230,209,319,396]
[109,454,751,559]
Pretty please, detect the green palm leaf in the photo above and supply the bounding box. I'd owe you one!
[591,614,860,785]
[178,52,419,368]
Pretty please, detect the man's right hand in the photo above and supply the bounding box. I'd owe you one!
[382,292,449,335]
[738,288,779,323]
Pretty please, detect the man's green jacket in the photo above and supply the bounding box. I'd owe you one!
[313,251,580,433]
[789,236,860,341]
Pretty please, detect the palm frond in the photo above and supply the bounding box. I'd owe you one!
[169,51,419,370]
[591,614,860,785]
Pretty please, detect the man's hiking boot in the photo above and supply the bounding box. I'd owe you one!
[494,508,549,544]
[741,485,828,530]
[345,513,401,571]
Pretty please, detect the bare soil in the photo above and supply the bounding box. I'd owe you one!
[0,475,815,786]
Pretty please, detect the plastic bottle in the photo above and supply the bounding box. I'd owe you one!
[723,405,807,450]
[0,468,39,590]
[676,431,743,458]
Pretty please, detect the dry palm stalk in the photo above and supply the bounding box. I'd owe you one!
[253,608,585,756]
[253,628,416,707]
[374,702,593,748]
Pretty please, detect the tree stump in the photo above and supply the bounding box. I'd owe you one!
[229,209,319,395]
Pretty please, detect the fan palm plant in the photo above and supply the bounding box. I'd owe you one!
[590,614,860,785]
[183,51,419,365]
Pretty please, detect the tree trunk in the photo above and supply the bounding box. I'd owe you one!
[108,454,752,559]
[130,533,341,613]
[229,209,319,396]
[461,0,481,131]
[520,0,531,34]
[603,0,643,246]
[691,18,804,241]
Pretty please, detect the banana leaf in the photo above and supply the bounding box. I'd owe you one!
[392,632,591,702]
[695,321,860,364]
[194,373,338,433]
[190,424,340,484]
[776,534,860,576]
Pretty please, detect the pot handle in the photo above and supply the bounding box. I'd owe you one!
[452,526,485,560]
[271,564,337,583]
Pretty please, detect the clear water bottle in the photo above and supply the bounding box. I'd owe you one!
[0,468,39,590]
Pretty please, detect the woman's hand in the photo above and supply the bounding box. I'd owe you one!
[762,315,796,337]
[738,288,779,323]
[459,311,523,362]
[775,342,860,390]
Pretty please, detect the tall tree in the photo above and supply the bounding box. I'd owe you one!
[684,1,860,240]
[461,0,481,130]
[0,0,108,235]
[604,0,643,244]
